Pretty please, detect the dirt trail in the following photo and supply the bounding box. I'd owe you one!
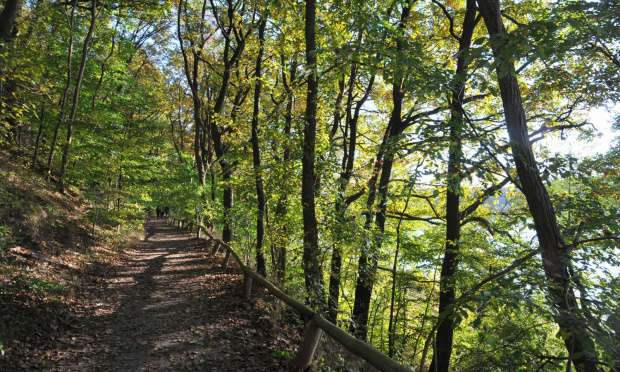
[31,219,296,371]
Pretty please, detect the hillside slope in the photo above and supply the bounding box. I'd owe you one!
[0,150,140,366]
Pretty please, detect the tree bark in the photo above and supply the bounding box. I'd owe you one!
[251,17,267,276]
[429,1,477,371]
[58,0,99,192]
[31,105,45,168]
[271,59,297,283]
[177,0,206,186]
[302,0,326,311]
[47,2,76,177]
[328,38,377,323]
[0,0,22,41]
[350,0,410,341]
[477,1,600,371]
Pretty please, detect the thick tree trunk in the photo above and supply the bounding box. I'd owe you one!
[477,1,600,371]
[251,18,267,276]
[0,0,22,41]
[429,1,477,371]
[302,0,325,310]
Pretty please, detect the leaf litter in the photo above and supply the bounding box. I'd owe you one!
[1,219,301,371]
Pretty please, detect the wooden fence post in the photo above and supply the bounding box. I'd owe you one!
[211,241,221,255]
[222,249,231,268]
[242,272,252,299]
[295,317,322,371]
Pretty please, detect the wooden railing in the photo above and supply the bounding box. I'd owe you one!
[165,216,413,372]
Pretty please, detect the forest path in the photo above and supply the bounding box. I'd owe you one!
[45,219,296,371]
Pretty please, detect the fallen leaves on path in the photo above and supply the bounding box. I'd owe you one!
[1,220,300,371]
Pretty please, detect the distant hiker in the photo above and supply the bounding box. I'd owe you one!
[156,206,161,218]
[164,206,170,217]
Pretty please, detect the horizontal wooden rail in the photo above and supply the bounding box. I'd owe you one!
[165,216,413,372]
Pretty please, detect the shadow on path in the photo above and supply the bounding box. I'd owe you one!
[42,219,296,372]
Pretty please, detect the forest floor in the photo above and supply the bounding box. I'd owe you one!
[1,219,306,371]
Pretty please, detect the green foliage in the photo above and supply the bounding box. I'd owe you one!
[1,0,620,369]
[0,274,66,296]
[0,225,13,260]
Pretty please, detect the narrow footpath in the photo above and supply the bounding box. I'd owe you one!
[33,219,298,371]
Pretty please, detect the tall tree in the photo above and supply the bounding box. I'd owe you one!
[477,0,600,371]
[251,16,267,276]
[58,0,101,192]
[302,0,325,310]
[350,0,411,340]
[327,30,377,324]
[177,0,207,187]
[46,0,77,176]
[429,1,478,370]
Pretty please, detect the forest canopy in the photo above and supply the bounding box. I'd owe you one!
[1,0,619,370]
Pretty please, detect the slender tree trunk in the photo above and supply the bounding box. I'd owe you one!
[59,0,100,192]
[328,62,376,324]
[202,0,246,245]
[327,67,352,324]
[177,0,206,187]
[272,59,297,282]
[477,1,600,371]
[31,104,45,168]
[91,16,118,109]
[348,118,392,338]
[47,3,76,176]
[251,18,267,276]
[222,163,234,243]
[351,100,403,341]
[351,1,410,340]
[388,188,412,357]
[429,2,477,371]
[170,116,185,164]
[302,0,325,310]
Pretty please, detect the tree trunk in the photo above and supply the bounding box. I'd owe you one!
[222,163,234,243]
[31,104,45,168]
[350,1,410,341]
[47,2,76,177]
[328,46,376,324]
[0,0,22,41]
[388,189,412,357]
[429,1,477,371]
[251,17,267,276]
[477,1,600,371]
[272,59,297,283]
[302,0,326,311]
[177,0,206,186]
[58,0,99,192]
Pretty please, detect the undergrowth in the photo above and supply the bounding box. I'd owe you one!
[0,149,144,367]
